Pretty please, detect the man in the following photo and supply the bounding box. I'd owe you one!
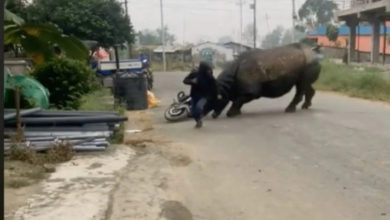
[183,61,217,128]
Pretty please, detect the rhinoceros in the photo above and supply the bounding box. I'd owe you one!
[207,43,322,118]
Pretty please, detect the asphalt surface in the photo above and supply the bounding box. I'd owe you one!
[151,71,390,220]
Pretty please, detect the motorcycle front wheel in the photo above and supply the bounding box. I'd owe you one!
[164,104,190,122]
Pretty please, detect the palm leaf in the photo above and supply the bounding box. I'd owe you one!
[55,36,88,61]
[20,35,54,65]
[4,8,25,25]
[20,24,88,61]
[5,22,88,63]
[4,25,22,45]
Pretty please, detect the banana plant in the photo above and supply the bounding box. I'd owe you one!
[4,4,88,65]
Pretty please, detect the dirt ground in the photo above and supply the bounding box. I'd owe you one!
[106,111,195,220]
[6,110,194,220]
[4,161,44,220]
[4,158,53,220]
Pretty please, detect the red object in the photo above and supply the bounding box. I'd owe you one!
[93,48,110,60]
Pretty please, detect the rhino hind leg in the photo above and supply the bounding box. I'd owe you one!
[302,86,315,109]
[301,62,321,109]
[285,83,304,113]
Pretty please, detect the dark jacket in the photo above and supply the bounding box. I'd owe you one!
[183,62,217,99]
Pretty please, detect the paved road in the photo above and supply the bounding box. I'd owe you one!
[151,71,390,220]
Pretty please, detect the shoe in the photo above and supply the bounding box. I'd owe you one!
[195,120,203,128]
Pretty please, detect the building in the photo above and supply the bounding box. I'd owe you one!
[335,0,390,63]
[138,41,251,68]
[221,41,252,56]
[191,42,235,67]
[308,23,390,60]
[152,45,192,63]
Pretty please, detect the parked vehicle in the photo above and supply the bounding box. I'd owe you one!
[93,58,154,90]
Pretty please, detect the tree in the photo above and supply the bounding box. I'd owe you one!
[137,29,159,45]
[326,23,339,42]
[4,6,88,64]
[25,0,135,48]
[261,26,284,49]
[156,26,176,45]
[4,0,29,19]
[137,26,176,46]
[297,0,338,31]
[243,23,260,46]
[218,36,233,44]
[281,29,306,45]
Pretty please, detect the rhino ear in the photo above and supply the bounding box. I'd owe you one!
[311,45,322,52]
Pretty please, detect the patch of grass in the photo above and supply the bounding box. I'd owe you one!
[8,146,40,164]
[78,88,114,111]
[4,143,74,189]
[110,123,124,144]
[46,143,75,163]
[79,88,126,113]
[6,178,31,188]
[4,160,50,189]
[315,60,390,102]
[79,88,126,144]
[7,143,74,165]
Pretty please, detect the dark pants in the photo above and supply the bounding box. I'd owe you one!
[191,96,207,122]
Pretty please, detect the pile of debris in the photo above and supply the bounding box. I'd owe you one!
[4,108,127,152]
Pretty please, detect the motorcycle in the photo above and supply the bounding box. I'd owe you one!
[141,56,154,90]
[164,91,192,122]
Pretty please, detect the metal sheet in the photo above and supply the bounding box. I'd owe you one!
[30,110,119,117]
[4,108,41,121]
[5,115,127,126]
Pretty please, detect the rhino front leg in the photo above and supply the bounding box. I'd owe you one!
[212,98,230,119]
[285,83,304,113]
[227,95,254,117]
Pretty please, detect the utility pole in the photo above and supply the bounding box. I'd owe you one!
[292,0,296,42]
[124,0,131,57]
[251,0,257,48]
[265,13,270,33]
[240,0,243,52]
[124,0,128,18]
[160,0,166,72]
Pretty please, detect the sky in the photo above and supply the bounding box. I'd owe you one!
[127,0,309,45]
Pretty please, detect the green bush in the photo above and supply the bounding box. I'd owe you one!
[32,57,99,109]
[315,60,390,102]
